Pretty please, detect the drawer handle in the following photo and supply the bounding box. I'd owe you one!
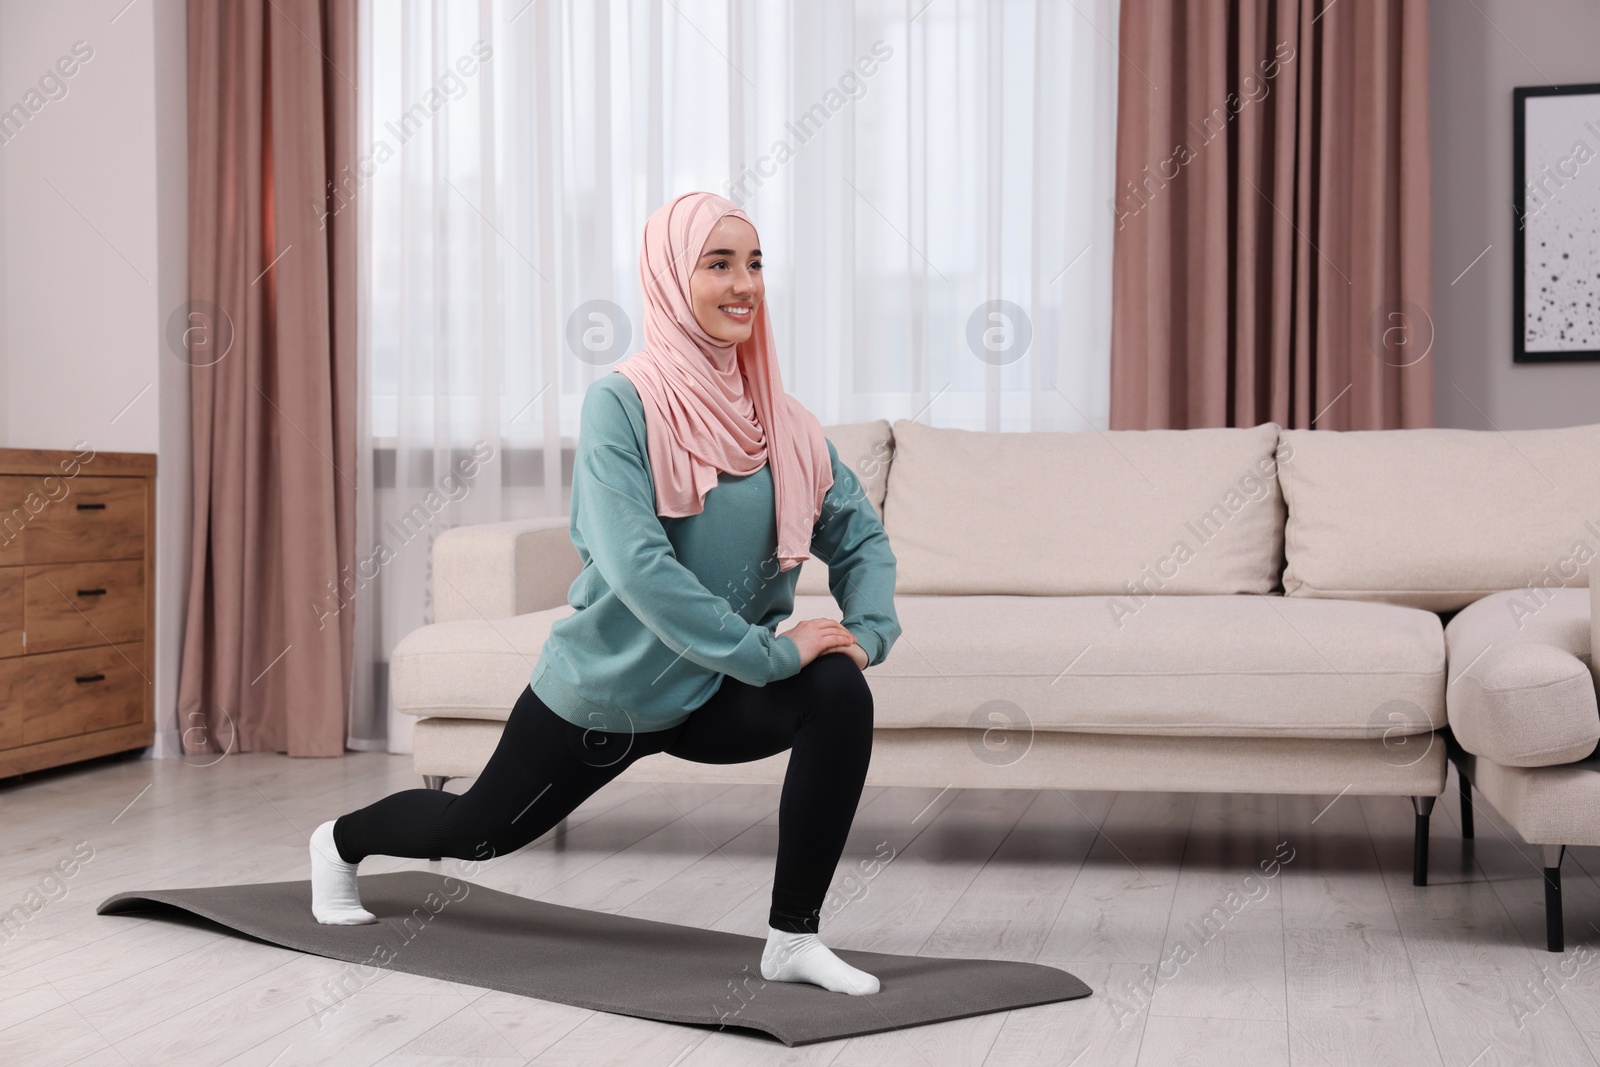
[77,588,108,597]
[75,672,106,684]
[76,503,107,511]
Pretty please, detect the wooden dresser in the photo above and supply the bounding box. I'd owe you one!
[0,447,156,778]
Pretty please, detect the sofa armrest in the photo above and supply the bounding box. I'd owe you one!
[432,516,581,623]
[1591,555,1599,690]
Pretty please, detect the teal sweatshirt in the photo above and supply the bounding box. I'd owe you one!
[530,371,901,734]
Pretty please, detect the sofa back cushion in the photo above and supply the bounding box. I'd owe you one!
[881,419,1288,595]
[1278,423,1600,611]
[795,419,895,597]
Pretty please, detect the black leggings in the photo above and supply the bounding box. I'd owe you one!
[332,652,874,934]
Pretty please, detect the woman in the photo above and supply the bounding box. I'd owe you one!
[310,191,902,997]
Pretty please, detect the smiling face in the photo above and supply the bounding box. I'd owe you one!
[688,215,763,345]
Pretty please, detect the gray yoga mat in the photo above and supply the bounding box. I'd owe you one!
[97,870,1091,1047]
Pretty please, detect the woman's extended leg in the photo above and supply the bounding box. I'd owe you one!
[663,651,878,993]
[309,684,670,924]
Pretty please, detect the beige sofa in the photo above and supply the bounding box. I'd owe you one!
[391,418,1600,941]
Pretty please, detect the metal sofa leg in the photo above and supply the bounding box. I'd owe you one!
[1543,844,1566,953]
[1458,771,1474,840]
[554,815,568,849]
[1411,796,1436,887]
[423,775,450,861]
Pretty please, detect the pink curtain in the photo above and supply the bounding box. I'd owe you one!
[178,0,359,757]
[1110,0,1434,430]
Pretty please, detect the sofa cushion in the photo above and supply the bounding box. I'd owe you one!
[392,592,1446,746]
[1444,588,1598,767]
[853,592,1443,739]
[795,419,894,599]
[881,419,1287,596]
[1278,423,1600,611]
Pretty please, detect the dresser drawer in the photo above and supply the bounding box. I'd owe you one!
[16,643,145,746]
[0,568,20,659]
[0,655,22,748]
[0,476,145,565]
[0,480,21,567]
[24,560,145,654]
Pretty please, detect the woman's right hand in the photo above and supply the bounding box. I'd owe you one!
[778,618,859,669]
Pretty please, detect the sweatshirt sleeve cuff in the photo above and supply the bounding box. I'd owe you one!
[769,633,803,682]
[844,627,882,666]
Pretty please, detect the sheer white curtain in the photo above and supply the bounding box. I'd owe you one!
[352,0,1121,753]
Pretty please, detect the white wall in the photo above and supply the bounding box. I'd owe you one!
[0,2,8,450]
[0,0,189,758]
[1431,0,1600,428]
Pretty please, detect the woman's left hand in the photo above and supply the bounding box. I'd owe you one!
[840,638,868,671]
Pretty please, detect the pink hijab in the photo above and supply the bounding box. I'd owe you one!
[613,192,833,573]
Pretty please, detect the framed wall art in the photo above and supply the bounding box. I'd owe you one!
[1512,82,1600,363]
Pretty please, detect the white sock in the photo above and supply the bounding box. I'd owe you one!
[310,819,377,925]
[760,926,879,995]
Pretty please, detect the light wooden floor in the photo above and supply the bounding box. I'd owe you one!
[3,750,1600,1066]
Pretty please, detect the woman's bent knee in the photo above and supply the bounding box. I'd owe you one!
[804,652,874,714]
